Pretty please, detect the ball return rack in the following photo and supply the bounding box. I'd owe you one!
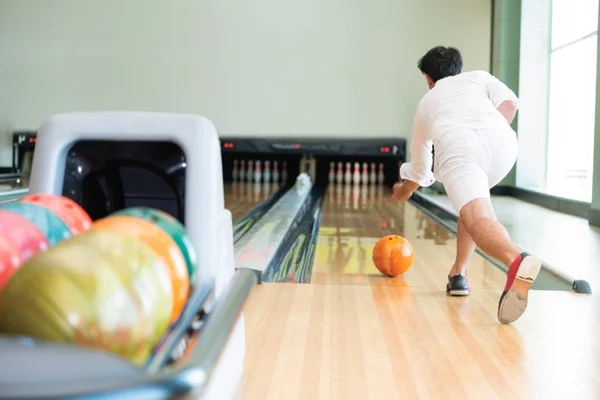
[0,112,255,400]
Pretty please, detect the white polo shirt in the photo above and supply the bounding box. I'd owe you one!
[400,70,520,187]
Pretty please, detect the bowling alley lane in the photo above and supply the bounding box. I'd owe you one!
[224,181,282,222]
[235,185,600,399]
[309,183,508,290]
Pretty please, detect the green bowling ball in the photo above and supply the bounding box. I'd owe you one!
[113,207,199,287]
[0,202,72,247]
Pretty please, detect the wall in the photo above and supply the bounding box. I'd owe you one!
[0,0,492,166]
[492,0,522,187]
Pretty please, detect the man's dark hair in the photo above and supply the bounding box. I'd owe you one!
[417,46,463,82]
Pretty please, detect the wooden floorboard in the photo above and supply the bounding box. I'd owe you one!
[235,284,599,400]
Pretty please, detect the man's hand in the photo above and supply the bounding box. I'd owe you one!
[388,180,420,203]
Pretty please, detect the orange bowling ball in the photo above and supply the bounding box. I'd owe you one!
[372,235,414,277]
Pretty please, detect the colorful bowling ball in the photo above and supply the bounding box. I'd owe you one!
[0,202,72,247]
[0,210,49,261]
[0,236,22,291]
[0,243,148,365]
[21,194,93,235]
[91,215,189,323]
[113,207,198,287]
[66,230,174,343]
[372,235,414,277]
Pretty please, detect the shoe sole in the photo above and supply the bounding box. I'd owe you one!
[449,289,470,296]
[497,255,542,324]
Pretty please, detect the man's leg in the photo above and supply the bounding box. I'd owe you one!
[459,197,541,324]
[446,217,477,296]
[459,198,519,266]
[450,217,477,276]
[435,126,539,323]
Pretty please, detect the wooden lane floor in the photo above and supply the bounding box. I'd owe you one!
[236,284,599,399]
[224,181,281,221]
[310,183,508,290]
[235,183,600,399]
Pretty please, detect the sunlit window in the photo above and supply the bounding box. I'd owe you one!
[546,0,598,201]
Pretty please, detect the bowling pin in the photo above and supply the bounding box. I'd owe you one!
[370,163,376,184]
[254,160,262,183]
[362,163,369,184]
[377,163,384,185]
[273,161,280,183]
[352,162,361,185]
[329,162,335,183]
[240,160,246,182]
[336,162,344,184]
[264,161,271,183]
[247,161,254,182]
[232,159,239,181]
[282,161,288,183]
[344,163,352,184]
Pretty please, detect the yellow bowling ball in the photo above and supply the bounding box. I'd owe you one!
[62,230,174,344]
[0,240,150,365]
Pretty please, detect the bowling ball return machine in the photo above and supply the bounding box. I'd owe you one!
[0,112,256,399]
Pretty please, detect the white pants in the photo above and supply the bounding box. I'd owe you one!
[433,126,518,213]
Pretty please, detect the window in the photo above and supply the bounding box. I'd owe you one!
[517,0,598,202]
[546,0,598,201]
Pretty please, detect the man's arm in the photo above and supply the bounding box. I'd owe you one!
[497,100,518,125]
[390,107,436,203]
[484,73,521,124]
[399,114,435,187]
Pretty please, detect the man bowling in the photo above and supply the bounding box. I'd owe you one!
[390,46,541,324]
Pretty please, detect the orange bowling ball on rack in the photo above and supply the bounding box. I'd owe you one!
[372,235,414,277]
